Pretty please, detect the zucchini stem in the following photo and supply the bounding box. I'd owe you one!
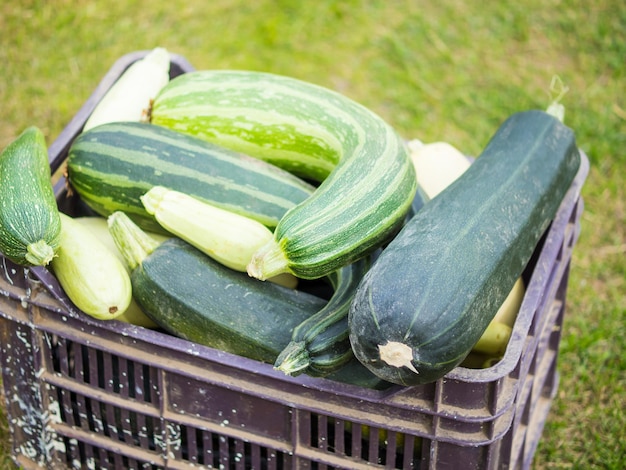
[107,211,160,271]
[25,239,56,266]
[247,238,290,280]
[545,75,569,122]
[274,341,310,375]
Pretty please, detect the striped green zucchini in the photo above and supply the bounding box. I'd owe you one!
[274,257,369,377]
[66,122,315,233]
[151,71,417,279]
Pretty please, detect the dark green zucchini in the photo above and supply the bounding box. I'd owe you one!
[108,212,326,364]
[66,122,315,233]
[274,257,369,377]
[349,110,581,386]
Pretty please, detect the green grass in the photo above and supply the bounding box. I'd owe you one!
[1,0,624,468]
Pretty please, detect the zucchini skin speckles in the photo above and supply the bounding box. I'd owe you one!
[0,126,61,266]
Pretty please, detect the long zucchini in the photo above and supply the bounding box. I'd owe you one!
[141,186,274,272]
[83,47,170,131]
[108,212,327,364]
[150,70,417,280]
[408,139,526,359]
[66,121,315,233]
[141,185,298,287]
[349,110,581,386]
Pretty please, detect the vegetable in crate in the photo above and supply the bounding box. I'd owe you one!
[274,257,370,377]
[408,139,526,360]
[149,70,417,280]
[0,126,61,266]
[51,213,132,320]
[66,122,315,234]
[83,47,170,131]
[349,110,581,386]
[140,186,297,288]
[107,211,327,364]
[73,216,169,328]
[407,140,472,199]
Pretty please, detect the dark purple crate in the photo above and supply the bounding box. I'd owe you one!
[0,51,589,469]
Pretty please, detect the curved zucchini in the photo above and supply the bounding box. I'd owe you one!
[51,213,132,320]
[274,257,369,377]
[150,70,417,280]
[0,127,61,266]
[108,212,327,363]
[349,110,581,386]
[66,122,315,233]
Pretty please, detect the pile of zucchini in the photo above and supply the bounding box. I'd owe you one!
[0,48,581,387]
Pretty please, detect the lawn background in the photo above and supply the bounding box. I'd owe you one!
[1,0,624,468]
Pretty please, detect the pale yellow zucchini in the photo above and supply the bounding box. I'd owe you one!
[140,186,298,288]
[407,140,471,198]
[471,321,513,356]
[51,213,132,320]
[74,216,169,328]
[141,186,273,272]
[491,277,525,328]
[83,47,170,131]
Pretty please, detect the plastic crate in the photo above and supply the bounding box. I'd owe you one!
[0,51,589,470]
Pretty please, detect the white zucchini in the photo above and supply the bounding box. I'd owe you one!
[83,47,170,131]
[407,140,471,198]
[140,186,298,288]
[74,216,169,328]
[51,213,132,320]
[472,321,513,356]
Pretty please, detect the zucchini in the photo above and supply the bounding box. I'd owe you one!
[66,121,315,233]
[407,140,471,199]
[83,47,170,131]
[491,277,525,328]
[73,216,169,328]
[51,213,132,320]
[408,139,526,357]
[141,186,297,288]
[141,186,274,272]
[150,70,417,280]
[349,110,581,386]
[108,212,327,363]
[471,321,513,356]
[274,258,369,377]
[0,127,61,266]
